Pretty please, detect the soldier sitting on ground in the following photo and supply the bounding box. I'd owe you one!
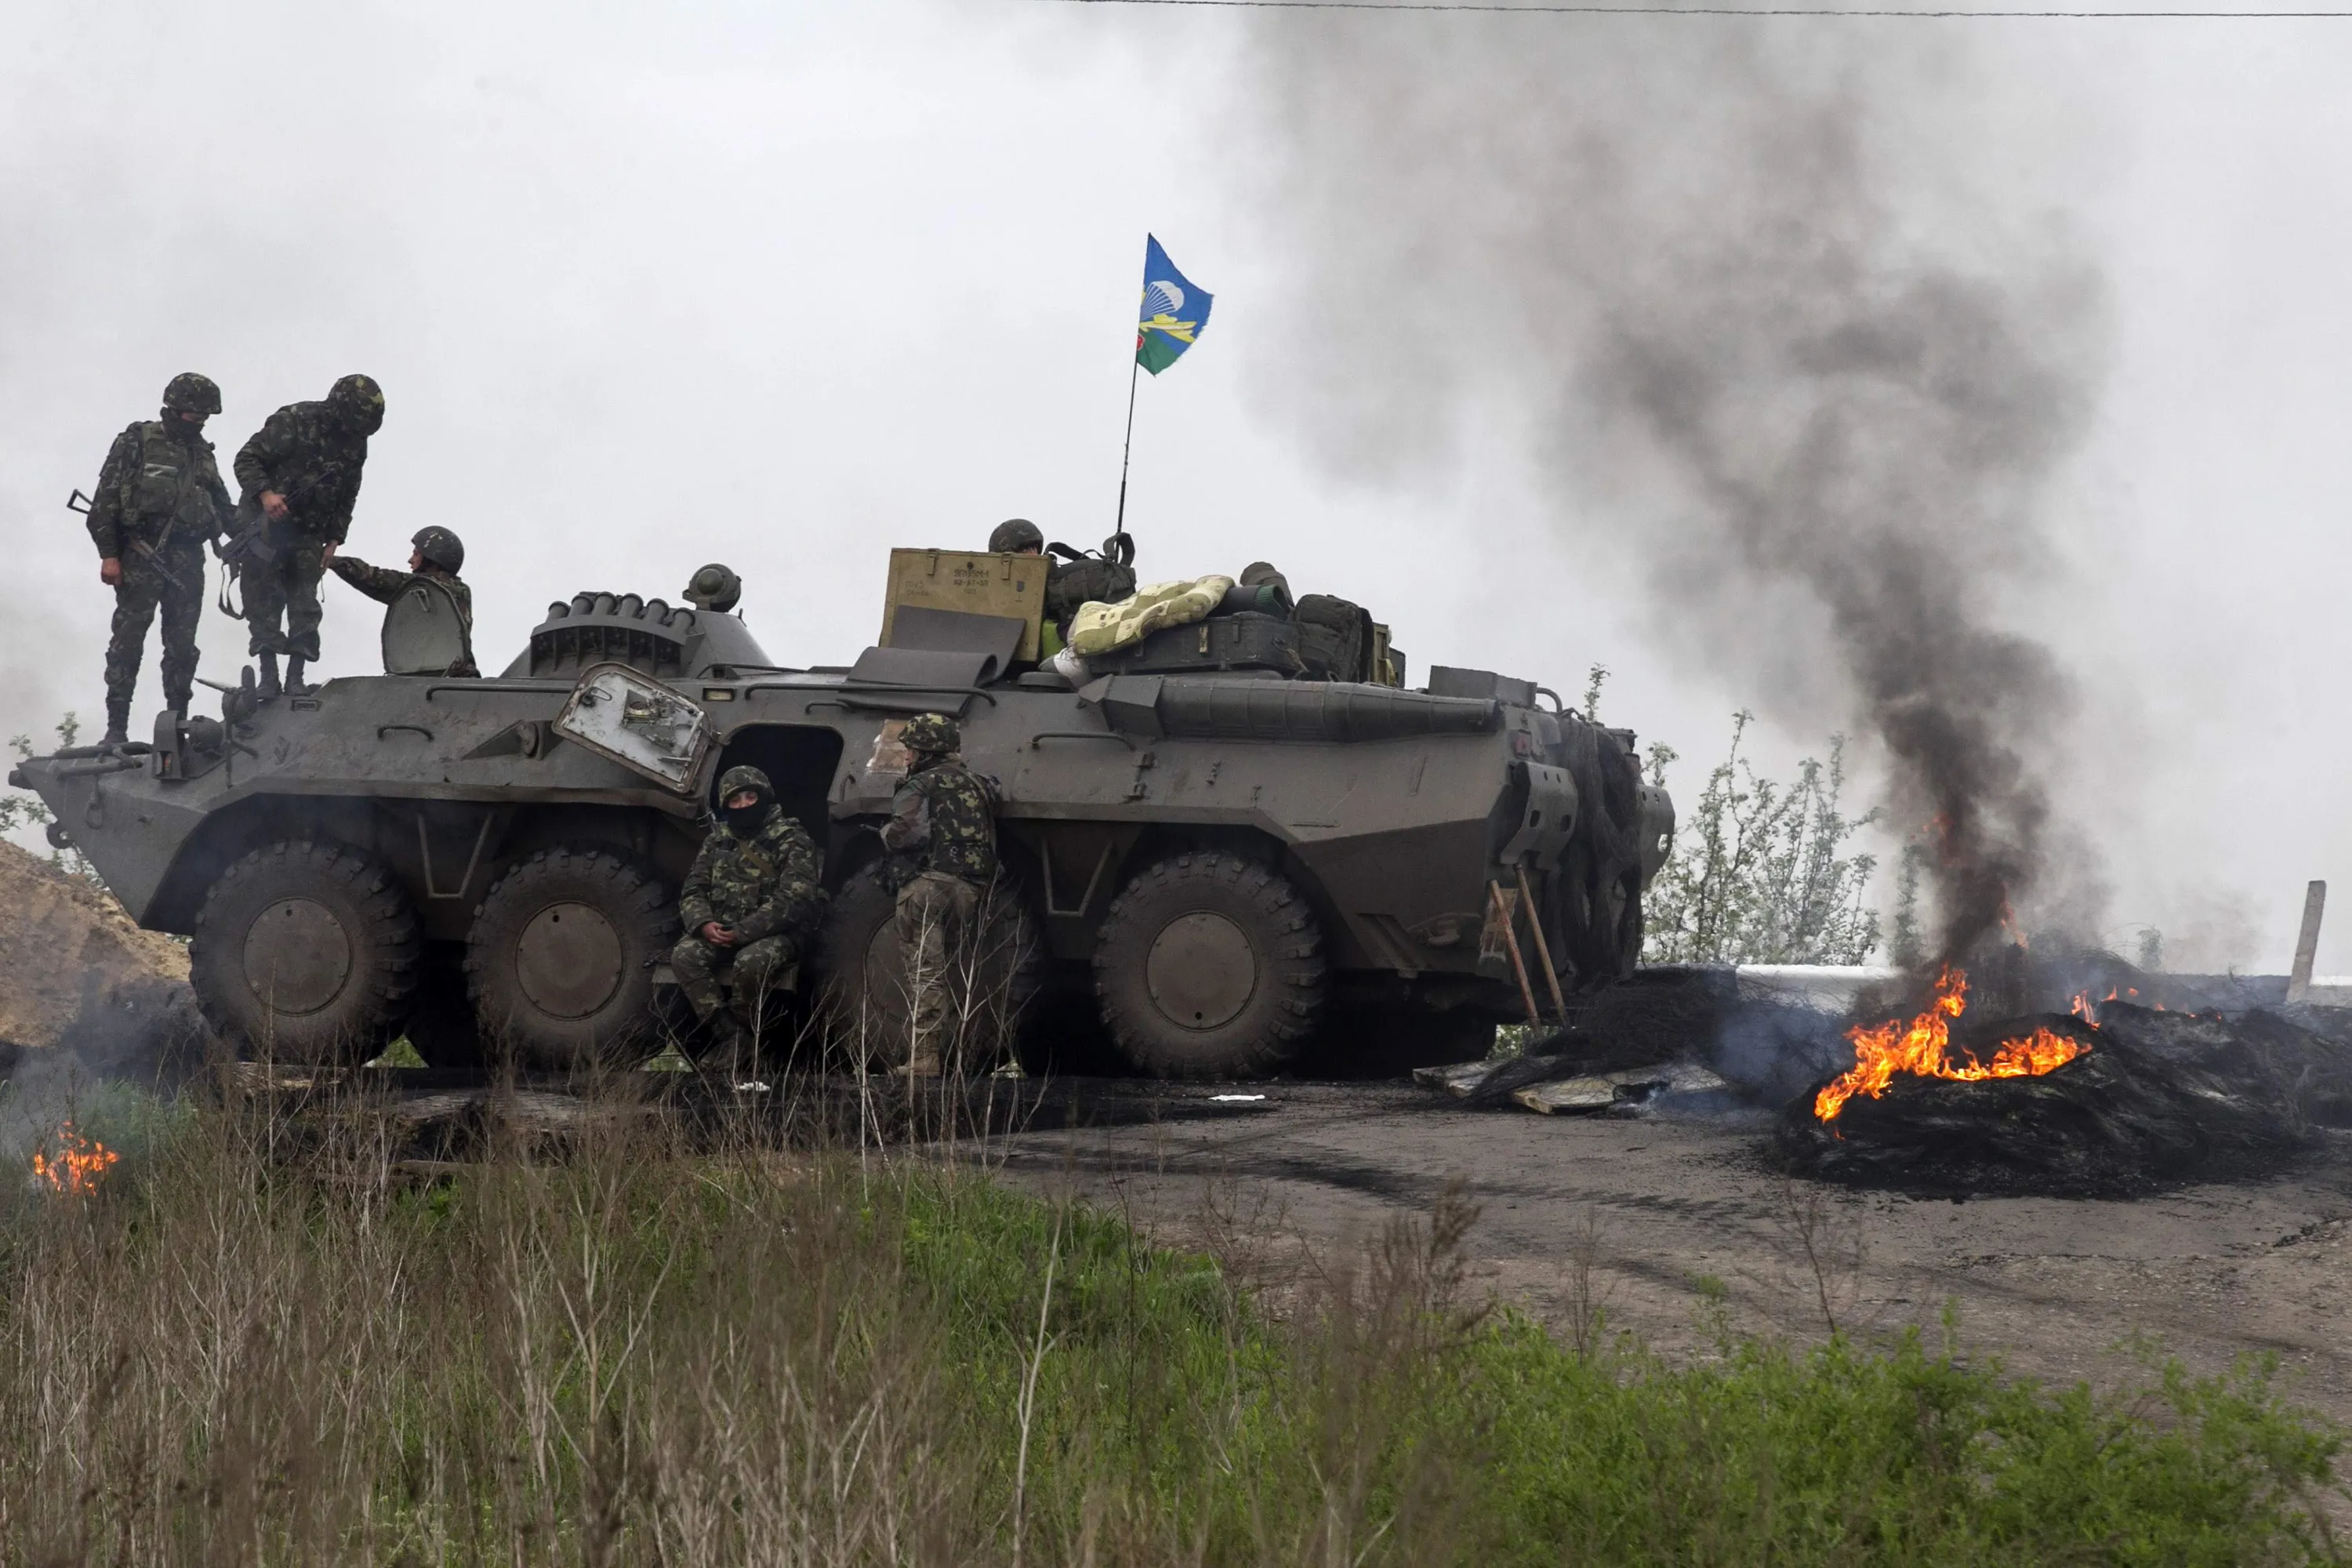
[327,525,477,677]
[877,711,1001,1077]
[673,765,827,1062]
[85,372,236,746]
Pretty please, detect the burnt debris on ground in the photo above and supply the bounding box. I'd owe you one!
[1406,958,2352,1197]
[1414,965,1852,1116]
[1781,1000,2352,1197]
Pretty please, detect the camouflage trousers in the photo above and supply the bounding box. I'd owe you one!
[670,931,799,1032]
[893,870,981,1076]
[244,533,327,661]
[106,541,207,717]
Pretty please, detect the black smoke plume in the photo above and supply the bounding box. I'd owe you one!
[1239,22,2107,960]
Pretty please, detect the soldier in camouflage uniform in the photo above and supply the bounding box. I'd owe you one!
[86,372,236,746]
[878,711,1001,1076]
[673,764,828,1057]
[231,373,385,699]
[327,525,479,677]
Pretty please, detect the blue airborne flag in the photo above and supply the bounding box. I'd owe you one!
[1135,235,1211,376]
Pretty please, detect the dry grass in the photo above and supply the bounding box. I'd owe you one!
[0,1071,2340,1566]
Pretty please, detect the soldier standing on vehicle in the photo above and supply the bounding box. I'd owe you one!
[326,525,478,677]
[85,372,236,747]
[673,765,828,1062]
[230,373,385,700]
[877,711,1001,1077]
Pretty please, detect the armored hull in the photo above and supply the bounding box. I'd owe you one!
[14,586,1673,1077]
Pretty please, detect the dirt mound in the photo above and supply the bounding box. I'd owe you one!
[0,840,189,1051]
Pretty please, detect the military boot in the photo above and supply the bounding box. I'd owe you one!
[697,1018,749,1076]
[100,700,129,750]
[256,651,282,702]
[284,656,314,699]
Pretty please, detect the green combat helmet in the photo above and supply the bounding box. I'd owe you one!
[989,517,1043,554]
[901,712,959,757]
[328,373,386,434]
[683,563,742,613]
[411,526,464,573]
[162,372,222,416]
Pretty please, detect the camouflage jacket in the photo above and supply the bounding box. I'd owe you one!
[678,807,827,945]
[232,401,371,543]
[86,420,233,560]
[327,556,479,677]
[880,755,1000,886]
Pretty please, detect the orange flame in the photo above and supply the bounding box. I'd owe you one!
[32,1122,120,1195]
[1813,967,2088,1122]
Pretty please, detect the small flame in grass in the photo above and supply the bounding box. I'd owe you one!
[33,1122,120,1195]
[1813,967,2088,1122]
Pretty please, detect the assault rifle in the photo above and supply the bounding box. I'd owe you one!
[67,487,191,592]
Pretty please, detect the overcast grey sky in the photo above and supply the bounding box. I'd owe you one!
[3,1,2346,972]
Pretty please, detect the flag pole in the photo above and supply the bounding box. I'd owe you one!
[1112,351,1141,541]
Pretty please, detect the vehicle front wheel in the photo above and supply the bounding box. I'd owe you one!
[1092,851,1325,1080]
[190,838,421,1065]
[463,844,675,1070]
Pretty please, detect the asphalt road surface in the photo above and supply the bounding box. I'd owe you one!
[993,1080,2352,1425]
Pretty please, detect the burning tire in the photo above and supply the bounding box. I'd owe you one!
[816,862,1041,1069]
[190,837,421,1065]
[463,844,675,1070]
[1093,851,1326,1080]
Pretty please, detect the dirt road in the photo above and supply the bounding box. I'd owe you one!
[996,1081,2352,1423]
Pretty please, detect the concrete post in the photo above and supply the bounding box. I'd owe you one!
[2288,880,2327,1004]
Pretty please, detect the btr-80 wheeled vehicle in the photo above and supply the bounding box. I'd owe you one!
[12,550,1674,1078]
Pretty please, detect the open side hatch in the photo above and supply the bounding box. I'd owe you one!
[553,661,712,793]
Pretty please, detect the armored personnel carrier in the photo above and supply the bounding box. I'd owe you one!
[10,551,1675,1078]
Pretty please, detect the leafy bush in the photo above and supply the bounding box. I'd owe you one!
[1639,710,1882,967]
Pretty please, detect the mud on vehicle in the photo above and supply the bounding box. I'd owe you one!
[14,551,1675,1078]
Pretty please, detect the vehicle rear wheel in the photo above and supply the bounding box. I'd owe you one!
[190,838,421,1065]
[464,844,674,1070]
[815,863,1041,1069]
[1092,851,1325,1080]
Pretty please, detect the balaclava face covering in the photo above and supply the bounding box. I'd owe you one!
[724,786,771,837]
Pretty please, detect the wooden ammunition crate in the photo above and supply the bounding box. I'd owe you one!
[880,549,1047,663]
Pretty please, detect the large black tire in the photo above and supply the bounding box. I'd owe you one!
[815,863,1041,1069]
[190,838,421,1065]
[463,844,675,1070]
[1550,720,1647,989]
[1093,851,1326,1080]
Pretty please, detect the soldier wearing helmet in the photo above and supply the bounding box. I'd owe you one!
[83,372,236,746]
[325,525,478,677]
[230,373,386,699]
[673,764,828,1063]
[877,710,1003,1076]
[987,517,1044,556]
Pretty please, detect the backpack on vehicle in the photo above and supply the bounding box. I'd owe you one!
[1044,532,1140,628]
[1292,593,1374,684]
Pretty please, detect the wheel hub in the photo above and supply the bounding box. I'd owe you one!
[242,897,353,1016]
[1145,912,1257,1031]
[514,902,623,1019]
